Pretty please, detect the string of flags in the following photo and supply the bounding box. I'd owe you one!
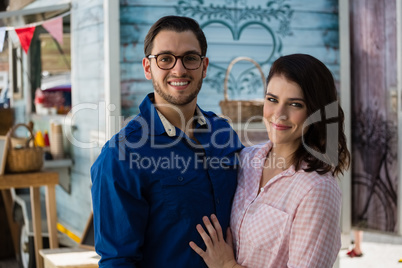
[0,11,69,53]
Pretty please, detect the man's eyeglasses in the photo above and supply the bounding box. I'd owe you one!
[147,53,205,70]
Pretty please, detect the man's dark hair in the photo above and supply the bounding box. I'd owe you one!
[144,15,207,56]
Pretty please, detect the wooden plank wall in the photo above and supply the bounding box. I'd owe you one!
[40,34,71,74]
[351,0,398,232]
[56,0,104,234]
[119,0,340,118]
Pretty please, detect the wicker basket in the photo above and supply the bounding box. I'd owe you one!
[6,124,43,173]
[219,57,266,123]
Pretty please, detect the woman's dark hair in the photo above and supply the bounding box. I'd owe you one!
[267,53,350,176]
[144,15,207,56]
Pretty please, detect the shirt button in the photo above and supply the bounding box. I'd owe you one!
[216,198,220,205]
[178,176,184,182]
[260,187,264,192]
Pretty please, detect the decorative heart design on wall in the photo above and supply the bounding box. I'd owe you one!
[175,0,293,101]
[202,22,280,100]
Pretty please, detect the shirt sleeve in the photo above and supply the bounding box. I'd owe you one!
[91,144,149,267]
[288,178,341,268]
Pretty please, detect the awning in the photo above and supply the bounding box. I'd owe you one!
[0,0,71,27]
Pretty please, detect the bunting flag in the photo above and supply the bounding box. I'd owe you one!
[42,17,63,45]
[0,27,6,52]
[15,26,36,53]
[2,11,70,53]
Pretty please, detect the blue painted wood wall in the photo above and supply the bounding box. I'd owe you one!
[54,0,105,235]
[120,0,339,118]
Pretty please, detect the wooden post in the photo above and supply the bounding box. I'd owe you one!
[1,189,20,257]
[31,186,43,268]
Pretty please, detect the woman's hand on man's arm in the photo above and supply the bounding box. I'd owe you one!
[189,214,245,268]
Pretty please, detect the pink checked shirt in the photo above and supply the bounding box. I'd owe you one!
[230,142,341,268]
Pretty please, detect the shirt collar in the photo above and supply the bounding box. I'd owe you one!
[157,106,207,137]
[139,93,207,137]
[255,141,298,175]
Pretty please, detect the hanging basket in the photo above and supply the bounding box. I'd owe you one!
[6,123,43,173]
[219,57,266,123]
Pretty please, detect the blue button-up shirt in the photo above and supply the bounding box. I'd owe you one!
[91,93,244,267]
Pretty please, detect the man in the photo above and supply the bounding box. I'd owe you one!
[91,16,243,267]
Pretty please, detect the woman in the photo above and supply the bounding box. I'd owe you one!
[190,53,350,268]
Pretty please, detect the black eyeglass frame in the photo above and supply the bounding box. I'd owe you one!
[147,53,205,70]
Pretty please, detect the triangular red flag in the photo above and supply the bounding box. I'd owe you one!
[42,17,63,45]
[15,26,36,53]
